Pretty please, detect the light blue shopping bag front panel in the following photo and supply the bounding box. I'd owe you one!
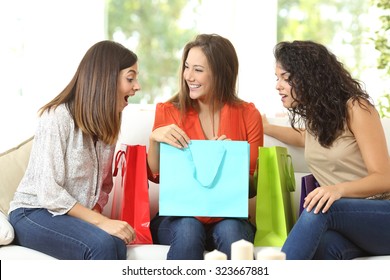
[159,140,249,218]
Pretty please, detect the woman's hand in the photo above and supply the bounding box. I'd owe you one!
[261,114,271,133]
[150,124,190,148]
[262,114,270,126]
[210,134,230,141]
[68,203,136,244]
[98,218,136,245]
[303,185,342,214]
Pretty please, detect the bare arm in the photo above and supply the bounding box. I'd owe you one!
[262,115,305,147]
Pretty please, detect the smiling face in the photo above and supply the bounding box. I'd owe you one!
[183,47,213,102]
[275,63,296,108]
[116,63,141,112]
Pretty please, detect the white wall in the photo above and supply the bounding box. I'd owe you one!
[0,0,106,152]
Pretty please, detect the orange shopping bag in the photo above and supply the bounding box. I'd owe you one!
[111,144,153,244]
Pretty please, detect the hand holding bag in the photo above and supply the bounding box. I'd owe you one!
[111,144,153,244]
[254,146,296,247]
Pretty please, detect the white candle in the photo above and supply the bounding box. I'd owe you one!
[204,249,228,260]
[256,248,286,260]
[231,239,254,260]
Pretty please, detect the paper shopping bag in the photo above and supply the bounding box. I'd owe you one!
[159,140,249,218]
[299,174,320,216]
[254,146,296,247]
[111,144,153,244]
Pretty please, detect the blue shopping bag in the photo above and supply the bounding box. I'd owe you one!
[159,140,249,218]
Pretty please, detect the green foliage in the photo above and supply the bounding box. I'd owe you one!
[374,0,390,117]
[106,0,200,104]
[277,0,389,117]
[277,0,368,76]
[378,94,390,118]
[374,0,390,76]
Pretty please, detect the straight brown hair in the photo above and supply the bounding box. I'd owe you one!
[39,41,138,145]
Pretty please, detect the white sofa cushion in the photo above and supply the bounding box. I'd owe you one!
[0,211,14,245]
[0,245,56,259]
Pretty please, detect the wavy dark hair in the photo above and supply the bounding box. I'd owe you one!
[39,40,138,145]
[169,33,242,117]
[274,40,372,147]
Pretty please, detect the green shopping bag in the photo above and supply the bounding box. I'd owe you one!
[254,146,296,247]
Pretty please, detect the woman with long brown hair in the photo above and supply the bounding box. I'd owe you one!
[147,34,263,259]
[9,40,141,259]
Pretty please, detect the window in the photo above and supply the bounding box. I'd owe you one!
[1,0,386,152]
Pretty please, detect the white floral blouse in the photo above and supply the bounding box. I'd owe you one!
[9,104,115,216]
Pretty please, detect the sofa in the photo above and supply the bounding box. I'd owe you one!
[1,104,390,260]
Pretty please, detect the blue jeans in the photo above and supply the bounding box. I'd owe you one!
[9,208,127,260]
[281,198,390,259]
[150,215,255,260]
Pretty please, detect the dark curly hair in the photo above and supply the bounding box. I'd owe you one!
[274,40,372,147]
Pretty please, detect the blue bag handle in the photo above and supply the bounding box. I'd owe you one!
[185,142,226,188]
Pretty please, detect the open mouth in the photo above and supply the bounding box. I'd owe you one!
[125,95,130,102]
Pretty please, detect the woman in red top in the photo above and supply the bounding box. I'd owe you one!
[147,34,263,259]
